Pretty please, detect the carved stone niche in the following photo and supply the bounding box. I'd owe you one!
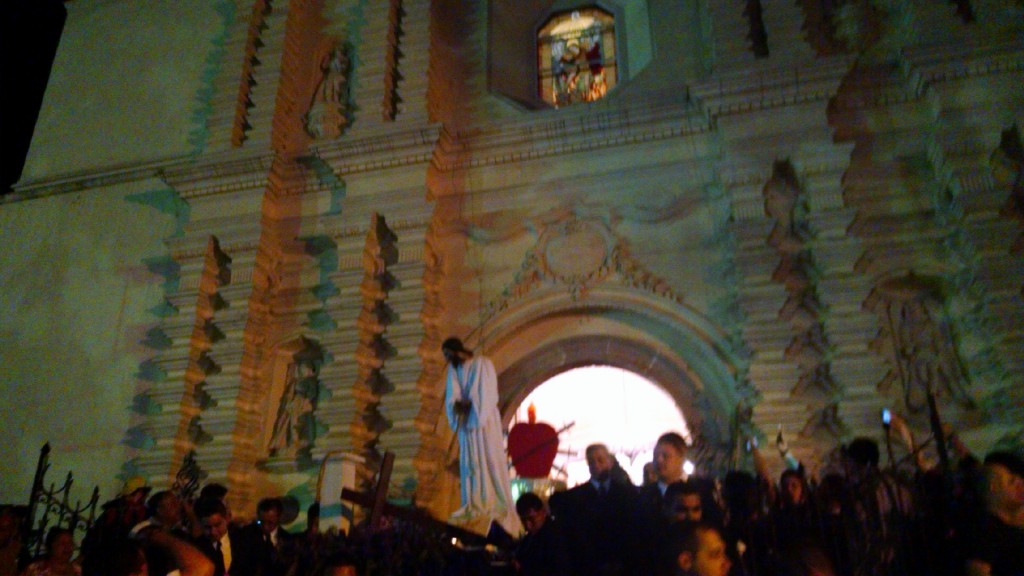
[261,336,325,471]
[864,274,972,415]
[304,42,350,140]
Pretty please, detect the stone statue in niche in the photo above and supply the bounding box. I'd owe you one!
[268,358,320,456]
[304,43,350,140]
[867,275,971,413]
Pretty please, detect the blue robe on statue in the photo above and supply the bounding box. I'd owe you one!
[445,354,520,534]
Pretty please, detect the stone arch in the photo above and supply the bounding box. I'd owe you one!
[472,285,742,445]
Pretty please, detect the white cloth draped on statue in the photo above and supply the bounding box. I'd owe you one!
[445,354,520,535]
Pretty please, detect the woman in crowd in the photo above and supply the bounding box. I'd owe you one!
[22,528,79,576]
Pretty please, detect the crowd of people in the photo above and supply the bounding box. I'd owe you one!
[2,419,1022,576]
[513,426,1024,576]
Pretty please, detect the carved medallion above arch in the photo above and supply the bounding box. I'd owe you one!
[482,215,682,319]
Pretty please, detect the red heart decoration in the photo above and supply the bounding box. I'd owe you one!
[508,421,559,478]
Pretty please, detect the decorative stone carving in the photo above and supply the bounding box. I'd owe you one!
[865,274,972,413]
[993,125,1024,256]
[539,218,612,288]
[351,214,399,485]
[833,0,913,56]
[800,402,847,440]
[763,161,840,403]
[796,0,844,56]
[304,43,350,140]
[382,0,403,120]
[268,354,321,457]
[742,0,769,58]
[481,216,682,320]
[264,336,323,461]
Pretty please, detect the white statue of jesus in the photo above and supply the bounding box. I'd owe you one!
[442,337,520,535]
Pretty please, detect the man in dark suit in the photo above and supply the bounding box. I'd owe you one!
[192,497,239,576]
[230,497,295,576]
[514,492,571,576]
[640,432,688,513]
[550,443,642,576]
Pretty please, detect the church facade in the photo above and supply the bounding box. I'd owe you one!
[2,0,1023,522]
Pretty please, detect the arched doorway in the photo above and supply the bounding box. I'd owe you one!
[510,365,691,486]
[417,286,746,517]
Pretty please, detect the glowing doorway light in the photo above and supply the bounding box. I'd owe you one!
[511,365,689,487]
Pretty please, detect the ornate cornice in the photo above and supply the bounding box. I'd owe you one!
[902,37,1024,90]
[691,57,855,119]
[431,98,712,173]
[8,124,440,204]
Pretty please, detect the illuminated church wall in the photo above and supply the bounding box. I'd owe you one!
[2,0,1023,524]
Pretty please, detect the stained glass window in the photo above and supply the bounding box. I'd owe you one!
[538,8,617,108]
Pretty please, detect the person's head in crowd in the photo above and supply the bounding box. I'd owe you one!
[194,497,230,543]
[199,483,228,503]
[81,538,147,576]
[643,462,658,486]
[722,471,759,523]
[120,477,152,505]
[146,490,182,527]
[586,443,615,483]
[323,551,361,576]
[655,432,688,485]
[515,492,548,534]
[778,538,838,576]
[816,473,849,516]
[667,521,731,576]
[0,505,20,548]
[664,481,703,524]
[257,497,284,535]
[845,437,880,474]
[780,469,808,507]
[43,527,76,564]
[981,450,1024,517]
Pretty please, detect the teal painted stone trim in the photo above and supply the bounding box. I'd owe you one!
[124,425,156,450]
[298,155,346,215]
[136,359,168,382]
[285,483,316,532]
[143,255,182,293]
[118,459,146,484]
[148,300,180,318]
[142,327,173,350]
[301,235,340,286]
[132,392,162,416]
[125,188,191,238]
[317,385,333,403]
[336,0,370,121]
[297,156,344,334]
[311,282,340,301]
[307,309,337,332]
[187,0,236,155]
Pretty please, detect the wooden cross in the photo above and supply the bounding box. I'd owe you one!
[340,450,489,547]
